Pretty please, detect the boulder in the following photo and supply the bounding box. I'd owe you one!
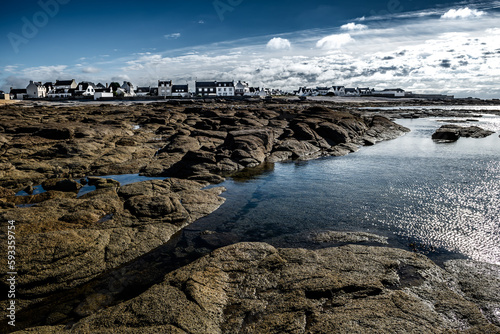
[432,125,494,141]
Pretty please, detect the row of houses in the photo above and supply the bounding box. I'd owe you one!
[295,86,408,98]
[3,79,281,101]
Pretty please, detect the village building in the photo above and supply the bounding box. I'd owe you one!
[344,88,360,96]
[54,79,77,90]
[43,82,53,94]
[235,81,250,96]
[316,87,332,96]
[216,81,235,97]
[26,81,47,98]
[48,79,77,98]
[121,81,135,96]
[373,88,406,98]
[10,88,27,100]
[0,91,9,100]
[172,85,189,97]
[75,82,96,97]
[358,88,373,96]
[135,87,152,97]
[158,80,172,97]
[94,85,113,100]
[331,86,346,96]
[196,81,217,97]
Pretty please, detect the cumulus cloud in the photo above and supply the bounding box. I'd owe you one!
[266,37,291,50]
[316,34,354,50]
[82,66,101,74]
[164,33,181,39]
[341,22,368,31]
[441,7,485,19]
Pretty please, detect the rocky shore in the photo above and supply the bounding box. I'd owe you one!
[1,99,499,332]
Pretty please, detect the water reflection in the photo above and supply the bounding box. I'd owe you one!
[192,116,500,265]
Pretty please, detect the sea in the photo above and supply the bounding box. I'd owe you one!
[188,111,500,266]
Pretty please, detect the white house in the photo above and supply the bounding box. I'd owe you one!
[48,79,77,98]
[94,92,113,100]
[94,85,113,100]
[331,86,346,96]
[235,81,250,96]
[121,81,135,96]
[344,88,360,96]
[358,88,373,96]
[158,80,172,97]
[216,81,235,96]
[296,87,316,97]
[75,82,95,97]
[26,81,47,98]
[374,88,406,97]
[172,85,190,97]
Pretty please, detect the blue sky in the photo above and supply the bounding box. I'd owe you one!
[1,0,500,97]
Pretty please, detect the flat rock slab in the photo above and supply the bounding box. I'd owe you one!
[27,243,500,334]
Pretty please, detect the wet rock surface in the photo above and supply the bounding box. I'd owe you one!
[1,100,498,333]
[0,178,225,312]
[20,243,500,333]
[0,101,409,190]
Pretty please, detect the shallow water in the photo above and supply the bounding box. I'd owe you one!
[193,115,500,265]
[16,174,165,198]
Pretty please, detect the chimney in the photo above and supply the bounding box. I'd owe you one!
[106,83,108,88]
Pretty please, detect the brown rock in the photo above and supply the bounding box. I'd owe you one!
[40,243,500,334]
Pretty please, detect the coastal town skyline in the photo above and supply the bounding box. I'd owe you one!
[1,0,500,99]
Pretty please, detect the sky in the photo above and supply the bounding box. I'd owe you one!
[1,0,500,98]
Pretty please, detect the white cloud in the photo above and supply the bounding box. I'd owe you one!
[316,34,354,50]
[441,7,485,19]
[198,20,205,24]
[486,28,500,34]
[164,33,181,39]
[266,37,291,50]
[341,22,368,31]
[82,66,101,74]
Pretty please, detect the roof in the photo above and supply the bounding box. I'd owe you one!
[196,81,217,88]
[10,89,27,94]
[77,82,95,90]
[158,80,172,84]
[136,87,151,93]
[383,88,405,92]
[345,88,358,92]
[172,85,188,92]
[55,80,75,86]
[332,86,345,89]
[28,81,44,87]
[216,81,234,87]
[96,83,105,88]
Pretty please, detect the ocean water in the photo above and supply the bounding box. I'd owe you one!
[192,114,500,265]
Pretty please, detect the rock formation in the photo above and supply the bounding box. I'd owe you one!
[16,243,500,333]
[432,124,494,141]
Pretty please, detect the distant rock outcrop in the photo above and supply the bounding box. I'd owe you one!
[432,124,494,141]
